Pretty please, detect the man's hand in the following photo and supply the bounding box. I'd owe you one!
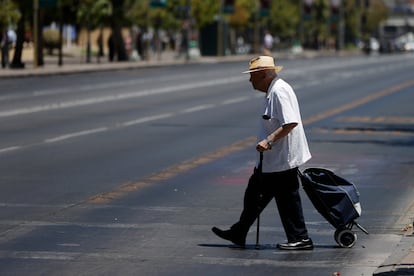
[256,139,271,152]
[256,123,298,152]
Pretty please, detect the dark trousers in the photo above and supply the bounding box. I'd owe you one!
[231,167,309,243]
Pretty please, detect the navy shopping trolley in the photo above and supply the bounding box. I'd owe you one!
[299,168,369,248]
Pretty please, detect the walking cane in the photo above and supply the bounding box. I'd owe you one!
[255,151,264,249]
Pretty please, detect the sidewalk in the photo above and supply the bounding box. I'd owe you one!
[0,46,357,79]
[0,48,201,78]
[374,229,414,275]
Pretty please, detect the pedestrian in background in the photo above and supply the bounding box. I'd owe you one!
[1,30,9,68]
[263,31,274,55]
[108,34,115,62]
[212,56,313,250]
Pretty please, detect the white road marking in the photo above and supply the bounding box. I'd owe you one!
[0,251,77,261]
[0,146,21,154]
[0,94,254,155]
[0,76,246,118]
[181,104,215,113]
[221,96,251,105]
[121,113,173,127]
[44,127,108,143]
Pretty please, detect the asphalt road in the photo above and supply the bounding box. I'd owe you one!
[0,53,413,275]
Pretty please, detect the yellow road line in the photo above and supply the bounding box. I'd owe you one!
[87,137,255,204]
[304,79,414,125]
[87,80,414,204]
[314,128,413,136]
[337,116,414,124]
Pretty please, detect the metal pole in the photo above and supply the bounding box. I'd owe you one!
[185,0,190,61]
[33,0,39,68]
[299,0,304,45]
[253,0,260,54]
[255,151,264,249]
[338,0,344,51]
[58,3,63,66]
[256,212,260,248]
[145,1,150,61]
[217,0,223,56]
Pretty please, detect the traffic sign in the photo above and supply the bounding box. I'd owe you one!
[150,0,167,8]
[40,0,57,8]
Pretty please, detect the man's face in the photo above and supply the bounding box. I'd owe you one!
[249,70,266,91]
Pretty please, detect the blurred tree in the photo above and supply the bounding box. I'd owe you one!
[223,0,235,14]
[2,0,391,66]
[77,0,112,62]
[308,0,329,49]
[319,0,331,41]
[223,0,255,54]
[125,0,183,34]
[227,0,255,30]
[344,0,363,46]
[364,0,388,36]
[124,0,147,30]
[191,0,219,28]
[0,0,20,68]
[268,0,300,41]
[108,0,128,61]
[259,0,271,16]
[0,0,20,31]
[125,0,184,60]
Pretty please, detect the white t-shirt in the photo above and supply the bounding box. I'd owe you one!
[257,78,311,172]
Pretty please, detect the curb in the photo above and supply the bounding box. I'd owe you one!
[0,58,200,79]
[374,234,414,275]
[0,50,361,79]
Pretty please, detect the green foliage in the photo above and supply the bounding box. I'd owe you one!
[6,0,391,53]
[0,0,21,30]
[227,0,256,29]
[268,0,300,39]
[302,0,330,42]
[125,0,184,30]
[191,0,219,28]
[124,0,147,27]
[77,0,112,29]
[365,0,388,35]
[344,0,362,42]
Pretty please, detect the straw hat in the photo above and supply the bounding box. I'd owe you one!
[242,56,283,74]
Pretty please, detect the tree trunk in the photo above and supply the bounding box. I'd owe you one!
[110,0,127,61]
[37,9,44,66]
[10,9,26,69]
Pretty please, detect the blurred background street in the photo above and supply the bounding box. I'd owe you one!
[1,0,413,73]
[0,1,414,276]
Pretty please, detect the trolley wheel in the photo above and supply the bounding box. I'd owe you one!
[334,229,357,248]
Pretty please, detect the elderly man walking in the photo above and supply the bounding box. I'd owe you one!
[212,56,313,250]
